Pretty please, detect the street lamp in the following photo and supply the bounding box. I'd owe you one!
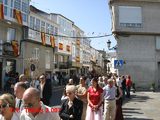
[107,39,117,50]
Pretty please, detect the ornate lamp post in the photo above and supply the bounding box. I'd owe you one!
[107,39,117,50]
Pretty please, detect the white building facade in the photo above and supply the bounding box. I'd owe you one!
[0,0,30,88]
[109,0,160,88]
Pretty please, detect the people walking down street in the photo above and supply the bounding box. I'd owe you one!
[14,82,27,111]
[103,78,116,120]
[20,88,58,120]
[0,93,20,120]
[113,79,124,120]
[39,75,52,106]
[121,75,126,100]
[126,75,132,98]
[85,78,103,120]
[59,85,83,120]
[76,76,88,120]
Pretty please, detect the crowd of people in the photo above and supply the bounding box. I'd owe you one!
[59,74,133,120]
[0,72,133,120]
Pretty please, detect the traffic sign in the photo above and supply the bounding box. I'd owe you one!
[114,60,124,69]
[30,64,36,71]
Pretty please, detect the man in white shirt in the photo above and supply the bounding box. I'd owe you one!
[20,88,59,120]
[14,82,27,111]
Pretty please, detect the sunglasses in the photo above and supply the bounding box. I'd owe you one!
[23,103,34,108]
[0,104,9,109]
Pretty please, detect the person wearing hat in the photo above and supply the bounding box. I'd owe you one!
[103,78,116,120]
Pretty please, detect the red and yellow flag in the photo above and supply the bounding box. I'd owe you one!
[76,39,80,45]
[66,45,70,52]
[11,40,19,57]
[50,35,55,48]
[41,32,46,45]
[14,9,23,25]
[59,43,63,50]
[76,56,80,62]
[0,4,4,20]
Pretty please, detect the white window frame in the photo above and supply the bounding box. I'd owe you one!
[7,28,16,42]
[45,50,50,69]
[32,48,40,59]
[156,36,160,50]
[119,6,142,28]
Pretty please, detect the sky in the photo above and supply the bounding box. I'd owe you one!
[30,0,116,52]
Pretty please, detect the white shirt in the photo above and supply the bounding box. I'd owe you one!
[116,78,122,87]
[20,102,59,120]
[0,112,20,120]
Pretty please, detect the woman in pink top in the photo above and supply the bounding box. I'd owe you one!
[85,77,103,120]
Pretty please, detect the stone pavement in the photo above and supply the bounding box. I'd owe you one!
[123,91,160,120]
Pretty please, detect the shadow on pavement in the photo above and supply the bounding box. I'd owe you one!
[123,92,154,120]
[123,93,153,105]
[125,118,153,120]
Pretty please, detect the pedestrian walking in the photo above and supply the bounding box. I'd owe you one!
[76,76,88,120]
[0,93,20,120]
[59,85,83,120]
[126,75,132,98]
[113,79,124,120]
[121,75,126,100]
[14,82,27,111]
[85,78,103,120]
[20,88,58,120]
[39,75,52,105]
[103,78,116,120]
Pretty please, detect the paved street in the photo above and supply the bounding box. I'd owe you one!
[123,91,160,120]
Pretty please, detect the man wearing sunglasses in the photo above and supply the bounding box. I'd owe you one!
[0,93,20,120]
[20,88,59,120]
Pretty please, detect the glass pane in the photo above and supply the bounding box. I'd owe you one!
[14,0,21,10]
[4,6,7,16]
[22,2,28,13]
[4,0,8,5]
[36,19,40,31]
[7,28,16,42]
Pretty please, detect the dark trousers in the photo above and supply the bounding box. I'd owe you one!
[126,86,131,98]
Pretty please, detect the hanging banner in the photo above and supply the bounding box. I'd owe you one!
[11,40,19,57]
[76,56,80,62]
[50,35,55,48]
[14,9,23,25]
[0,4,4,20]
[41,32,46,45]
[66,45,70,52]
[59,43,63,50]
